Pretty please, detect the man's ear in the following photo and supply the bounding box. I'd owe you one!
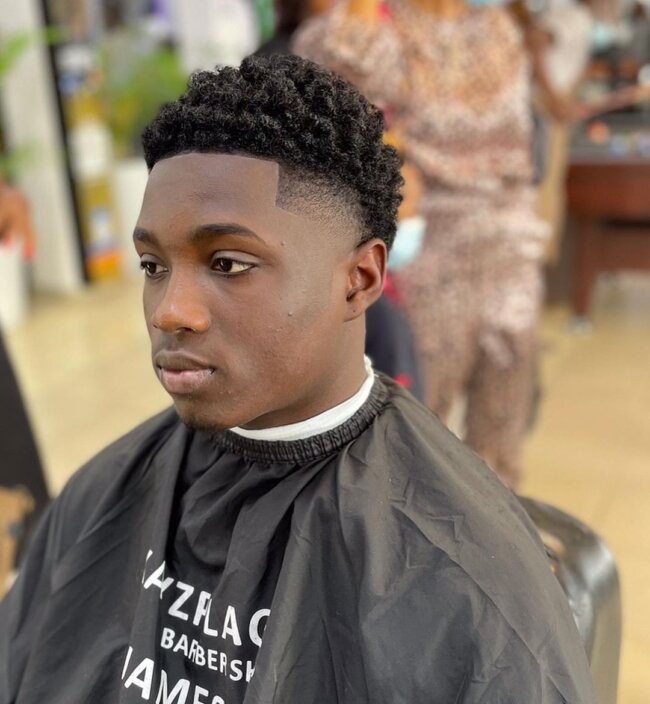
[344,238,386,322]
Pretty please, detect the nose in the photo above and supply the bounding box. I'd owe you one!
[151,272,210,334]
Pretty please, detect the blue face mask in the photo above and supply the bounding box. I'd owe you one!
[388,216,426,271]
[591,22,616,52]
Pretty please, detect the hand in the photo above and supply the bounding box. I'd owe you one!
[0,183,36,260]
[526,23,554,53]
[545,93,579,123]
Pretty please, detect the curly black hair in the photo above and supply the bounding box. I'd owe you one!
[141,54,403,249]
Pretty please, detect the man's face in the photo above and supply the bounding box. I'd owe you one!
[134,153,378,431]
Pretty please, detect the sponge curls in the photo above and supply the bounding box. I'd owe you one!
[141,54,403,249]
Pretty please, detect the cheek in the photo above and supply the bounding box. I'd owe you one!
[223,270,336,374]
[287,253,340,315]
[259,268,343,359]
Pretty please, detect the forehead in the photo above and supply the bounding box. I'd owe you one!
[138,152,359,255]
[137,152,359,257]
[138,152,326,246]
[142,153,283,214]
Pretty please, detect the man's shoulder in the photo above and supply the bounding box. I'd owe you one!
[364,378,545,567]
[344,380,596,702]
[368,378,523,506]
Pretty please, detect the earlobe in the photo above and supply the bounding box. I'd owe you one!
[344,239,387,322]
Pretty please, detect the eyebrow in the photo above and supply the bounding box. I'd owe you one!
[133,223,264,245]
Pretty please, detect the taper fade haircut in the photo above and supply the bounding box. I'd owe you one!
[141,54,403,249]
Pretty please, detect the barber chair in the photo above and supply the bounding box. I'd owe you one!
[519,497,622,704]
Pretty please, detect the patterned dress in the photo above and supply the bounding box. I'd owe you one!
[294,2,549,487]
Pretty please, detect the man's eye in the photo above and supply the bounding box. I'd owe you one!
[140,260,167,278]
[212,258,254,275]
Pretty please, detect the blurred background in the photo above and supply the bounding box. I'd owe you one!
[0,0,649,701]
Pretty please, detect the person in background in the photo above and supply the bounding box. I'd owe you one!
[0,182,50,592]
[257,0,426,400]
[295,0,551,489]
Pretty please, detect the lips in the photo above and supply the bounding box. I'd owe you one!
[154,352,216,395]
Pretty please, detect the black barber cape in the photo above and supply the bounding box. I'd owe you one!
[0,376,595,704]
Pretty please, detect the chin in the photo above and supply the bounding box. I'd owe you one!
[172,398,253,432]
[180,416,226,432]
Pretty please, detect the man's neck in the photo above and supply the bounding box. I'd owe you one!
[230,357,375,442]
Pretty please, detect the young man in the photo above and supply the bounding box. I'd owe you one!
[0,55,595,703]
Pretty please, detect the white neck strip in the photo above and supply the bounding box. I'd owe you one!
[230,357,375,442]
